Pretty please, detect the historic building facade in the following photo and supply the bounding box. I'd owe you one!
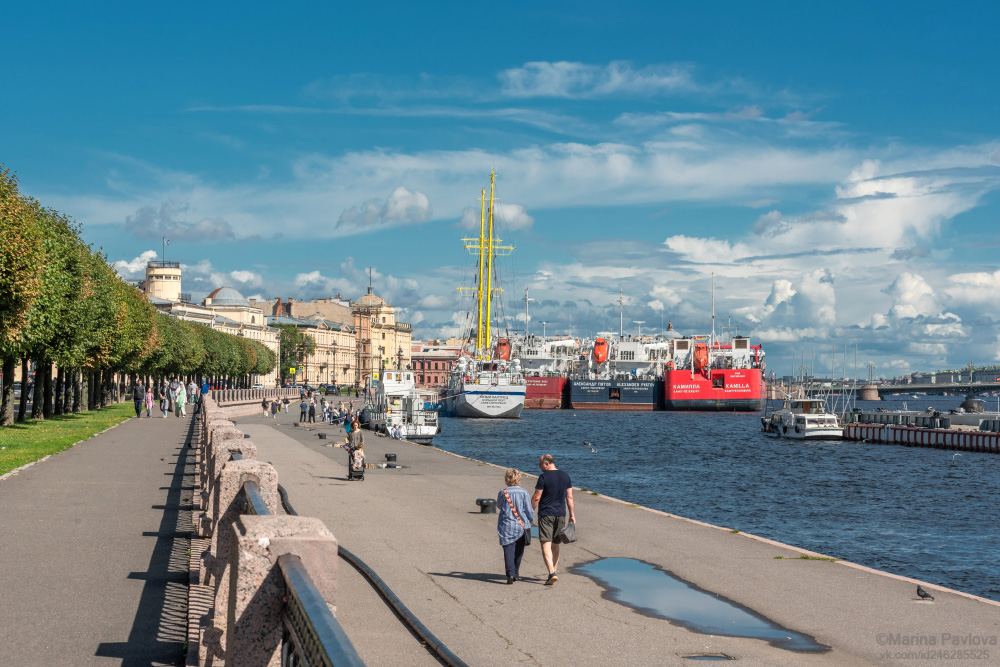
[352,288,413,387]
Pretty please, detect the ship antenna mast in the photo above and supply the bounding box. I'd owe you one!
[711,273,716,346]
[619,289,624,339]
[524,287,534,338]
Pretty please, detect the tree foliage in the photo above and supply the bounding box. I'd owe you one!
[0,166,277,425]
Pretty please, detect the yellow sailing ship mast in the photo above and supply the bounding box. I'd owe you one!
[460,170,514,360]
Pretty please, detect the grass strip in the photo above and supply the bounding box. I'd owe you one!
[0,404,133,475]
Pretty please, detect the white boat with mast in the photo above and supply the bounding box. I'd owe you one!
[445,171,526,419]
[363,370,440,443]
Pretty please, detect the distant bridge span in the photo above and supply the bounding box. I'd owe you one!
[878,382,1000,396]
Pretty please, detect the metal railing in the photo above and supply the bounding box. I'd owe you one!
[147,260,180,268]
[234,456,366,666]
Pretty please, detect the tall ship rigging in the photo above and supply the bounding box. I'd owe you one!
[445,171,526,419]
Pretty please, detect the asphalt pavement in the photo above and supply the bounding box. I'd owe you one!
[0,409,195,667]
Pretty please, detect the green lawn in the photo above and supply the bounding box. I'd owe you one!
[0,404,134,475]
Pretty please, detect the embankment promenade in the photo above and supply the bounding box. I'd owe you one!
[1,391,999,665]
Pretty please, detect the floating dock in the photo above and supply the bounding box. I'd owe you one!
[844,412,1000,453]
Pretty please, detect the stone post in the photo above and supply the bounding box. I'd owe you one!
[226,515,339,667]
[201,459,279,663]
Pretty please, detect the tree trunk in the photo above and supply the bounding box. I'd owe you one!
[54,366,64,416]
[0,356,15,426]
[42,363,53,419]
[31,364,44,420]
[64,367,73,414]
[87,370,95,411]
[17,358,29,422]
[75,369,84,413]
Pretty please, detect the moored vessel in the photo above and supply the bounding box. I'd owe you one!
[762,397,843,440]
[445,171,526,419]
[664,336,766,411]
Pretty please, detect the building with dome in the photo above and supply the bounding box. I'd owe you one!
[353,286,412,386]
[138,265,280,385]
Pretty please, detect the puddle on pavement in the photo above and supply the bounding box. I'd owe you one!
[572,558,828,652]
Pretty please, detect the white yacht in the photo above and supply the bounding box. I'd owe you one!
[364,370,440,443]
[762,398,843,440]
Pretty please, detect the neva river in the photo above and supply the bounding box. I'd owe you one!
[435,394,1000,601]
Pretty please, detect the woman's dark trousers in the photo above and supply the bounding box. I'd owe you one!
[502,533,527,579]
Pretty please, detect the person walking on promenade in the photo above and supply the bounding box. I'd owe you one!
[308,398,317,424]
[159,382,170,418]
[132,382,144,418]
[196,379,209,414]
[497,469,534,584]
[169,378,180,413]
[282,397,289,413]
[348,420,364,450]
[531,454,575,585]
[144,386,154,417]
[270,399,279,418]
[299,397,308,423]
[174,382,187,417]
[261,396,269,417]
[188,380,198,407]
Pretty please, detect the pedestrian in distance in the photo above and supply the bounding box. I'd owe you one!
[299,397,308,423]
[261,396,269,417]
[174,382,187,417]
[270,399,278,419]
[531,454,576,585]
[282,397,289,413]
[308,398,316,424]
[144,387,154,418]
[197,379,209,414]
[159,387,170,418]
[497,469,534,585]
[133,382,144,418]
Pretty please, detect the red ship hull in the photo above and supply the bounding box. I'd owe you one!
[663,368,765,411]
[524,377,568,409]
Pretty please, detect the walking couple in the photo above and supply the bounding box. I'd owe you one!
[496,454,575,585]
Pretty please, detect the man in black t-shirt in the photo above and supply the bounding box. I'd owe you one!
[531,453,576,585]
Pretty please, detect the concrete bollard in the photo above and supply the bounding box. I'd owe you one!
[201,459,279,663]
[201,439,257,538]
[225,515,339,667]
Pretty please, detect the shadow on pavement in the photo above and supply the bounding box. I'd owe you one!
[95,416,195,666]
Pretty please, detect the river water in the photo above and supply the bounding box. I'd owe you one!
[434,394,1000,601]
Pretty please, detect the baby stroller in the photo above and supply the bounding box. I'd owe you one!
[346,444,365,481]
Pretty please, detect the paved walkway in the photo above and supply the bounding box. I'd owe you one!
[0,409,196,667]
[235,408,1000,666]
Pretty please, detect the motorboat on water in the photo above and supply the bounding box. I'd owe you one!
[762,397,843,440]
[363,370,440,443]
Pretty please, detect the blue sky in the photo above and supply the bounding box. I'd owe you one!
[4,1,1000,376]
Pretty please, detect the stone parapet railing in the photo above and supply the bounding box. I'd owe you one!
[190,395,361,666]
[209,388,302,420]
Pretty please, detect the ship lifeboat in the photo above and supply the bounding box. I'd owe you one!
[693,343,709,373]
[496,338,511,360]
[591,338,609,365]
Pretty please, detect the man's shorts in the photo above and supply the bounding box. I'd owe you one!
[538,515,568,543]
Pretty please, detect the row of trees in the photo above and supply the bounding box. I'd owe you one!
[0,166,276,426]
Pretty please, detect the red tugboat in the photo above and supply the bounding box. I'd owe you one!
[664,336,765,411]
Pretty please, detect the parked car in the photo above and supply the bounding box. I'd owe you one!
[251,383,264,390]
[325,385,339,396]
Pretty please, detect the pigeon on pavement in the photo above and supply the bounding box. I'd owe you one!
[917,585,934,601]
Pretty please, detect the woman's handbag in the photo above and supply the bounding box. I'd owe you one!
[502,488,531,545]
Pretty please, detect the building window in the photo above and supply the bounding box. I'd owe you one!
[251,316,255,323]
[381,333,385,340]
[382,317,386,323]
